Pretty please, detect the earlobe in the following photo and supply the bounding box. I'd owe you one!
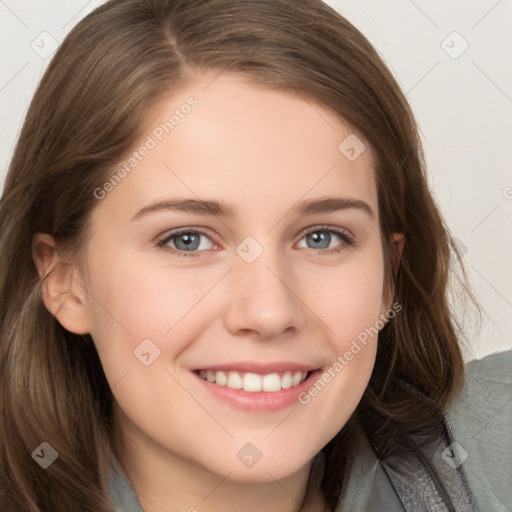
[32,233,90,335]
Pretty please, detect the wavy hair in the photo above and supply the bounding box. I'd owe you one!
[0,0,478,510]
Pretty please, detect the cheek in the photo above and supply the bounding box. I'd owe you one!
[82,247,225,381]
[294,289,380,452]
[301,249,386,348]
[293,246,384,421]
[82,249,219,431]
[87,245,222,327]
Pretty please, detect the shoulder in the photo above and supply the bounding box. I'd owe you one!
[448,349,512,432]
[464,348,512,383]
[446,349,512,511]
[336,350,512,512]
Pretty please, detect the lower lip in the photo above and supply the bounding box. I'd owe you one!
[192,369,323,411]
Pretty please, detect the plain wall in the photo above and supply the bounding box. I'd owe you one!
[1,0,511,361]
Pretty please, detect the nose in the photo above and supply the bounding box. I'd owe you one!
[223,244,308,340]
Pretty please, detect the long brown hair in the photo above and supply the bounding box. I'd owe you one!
[0,0,479,510]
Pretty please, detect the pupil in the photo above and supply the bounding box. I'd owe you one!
[308,231,330,249]
[176,233,199,251]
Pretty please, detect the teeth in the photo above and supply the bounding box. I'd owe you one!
[262,373,281,392]
[281,371,293,389]
[198,369,310,392]
[216,371,227,386]
[227,371,243,389]
[292,371,303,386]
[243,372,262,392]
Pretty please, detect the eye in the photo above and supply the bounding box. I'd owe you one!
[156,225,355,258]
[156,228,216,257]
[296,226,354,253]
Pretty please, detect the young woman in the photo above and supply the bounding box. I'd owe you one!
[1,1,510,511]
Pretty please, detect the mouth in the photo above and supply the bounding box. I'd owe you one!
[191,365,322,411]
[194,369,311,392]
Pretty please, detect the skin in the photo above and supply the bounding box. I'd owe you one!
[33,72,404,512]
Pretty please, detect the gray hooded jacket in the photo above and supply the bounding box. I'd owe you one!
[107,350,512,511]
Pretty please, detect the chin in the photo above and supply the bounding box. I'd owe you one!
[198,445,315,484]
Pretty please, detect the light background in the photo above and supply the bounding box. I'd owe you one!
[1,0,511,361]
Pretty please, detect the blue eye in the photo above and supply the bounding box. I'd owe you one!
[297,226,354,252]
[157,229,215,257]
[156,225,354,258]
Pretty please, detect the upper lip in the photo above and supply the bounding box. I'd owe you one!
[191,362,319,374]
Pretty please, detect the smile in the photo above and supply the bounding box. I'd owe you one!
[195,369,310,392]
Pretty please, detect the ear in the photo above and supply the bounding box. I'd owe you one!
[32,233,90,335]
[380,232,405,315]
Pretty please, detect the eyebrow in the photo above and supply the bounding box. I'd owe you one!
[290,197,374,219]
[130,196,375,222]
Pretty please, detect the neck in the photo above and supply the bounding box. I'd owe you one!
[110,413,329,512]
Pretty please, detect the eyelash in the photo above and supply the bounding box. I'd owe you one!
[155,225,355,258]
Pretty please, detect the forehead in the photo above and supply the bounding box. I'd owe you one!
[93,73,377,222]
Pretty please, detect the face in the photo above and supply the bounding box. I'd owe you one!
[61,73,396,482]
